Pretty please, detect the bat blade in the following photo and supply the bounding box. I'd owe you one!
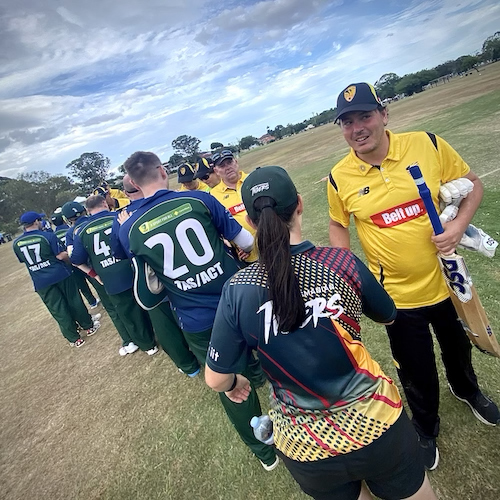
[408,164,500,358]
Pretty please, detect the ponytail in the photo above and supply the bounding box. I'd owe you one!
[254,197,305,332]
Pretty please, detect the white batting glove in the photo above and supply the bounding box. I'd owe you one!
[458,224,498,258]
[439,178,474,210]
[439,205,459,224]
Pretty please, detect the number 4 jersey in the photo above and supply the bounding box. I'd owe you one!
[14,230,71,291]
[71,211,134,295]
[119,189,245,333]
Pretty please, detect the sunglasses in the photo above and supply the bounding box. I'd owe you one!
[200,173,211,181]
[125,188,139,194]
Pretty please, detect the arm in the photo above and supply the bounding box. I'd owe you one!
[56,251,71,265]
[329,219,351,249]
[204,368,251,403]
[231,227,254,253]
[432,171,483,254]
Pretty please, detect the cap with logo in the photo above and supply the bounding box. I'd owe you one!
[212,149,234,166]
[50,212,65,226]
[20,211,44,225]
[241,166,298,222]
[335,82,384,122]
[61,201,86,219]
[194,157,215,180]
[177,163,196,183]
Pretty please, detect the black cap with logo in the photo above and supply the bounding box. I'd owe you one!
[335,82,383,122]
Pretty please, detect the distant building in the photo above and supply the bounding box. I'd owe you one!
[305,124,315,130]
[259,134,276,145]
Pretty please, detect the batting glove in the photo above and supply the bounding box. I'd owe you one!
[439,178,474,210]
[458,224,498,258]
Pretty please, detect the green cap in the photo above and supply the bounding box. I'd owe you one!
[61,201,85,219]
[241,166,298,222]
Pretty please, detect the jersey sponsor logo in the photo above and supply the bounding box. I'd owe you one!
[228,203,246,215]
[250,182,269,195]
[208,346,220,361]
[370,198,426,228]
[173,261,224,290]
[358,186,370,196]
[17,237,42,246]
[258,294,345,344]
[85,220,113,234]
[138,203,192,234]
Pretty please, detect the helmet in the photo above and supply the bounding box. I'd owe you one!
[61,201,85,219]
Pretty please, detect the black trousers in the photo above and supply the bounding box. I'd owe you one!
[386,298,479,439]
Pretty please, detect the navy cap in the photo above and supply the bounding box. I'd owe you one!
[212,149,234,166]
[177,163,196,183]
[194,157,215,179]
[20,211,44,225]
[335,82,383,122]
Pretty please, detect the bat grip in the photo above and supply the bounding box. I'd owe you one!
[407,164,444,235]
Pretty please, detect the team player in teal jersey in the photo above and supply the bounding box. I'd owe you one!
[51,209,100,309]
[118,151,278,470]
[71,195,158,356]
[109,175,200,374]
[13,211,100,347]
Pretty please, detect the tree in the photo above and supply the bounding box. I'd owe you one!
[168,154,185,167]
[66,152,110,194]
[481,32,500,62]
[239,136,259,150]
[456,55,479,73]
[171,135,201,162]
[434,60,457,77]
[210,142,224,150]
[374,73,401,100]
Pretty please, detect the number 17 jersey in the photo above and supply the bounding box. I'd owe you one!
[120,189,245,333]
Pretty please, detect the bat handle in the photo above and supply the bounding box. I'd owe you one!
[407,164,444,235]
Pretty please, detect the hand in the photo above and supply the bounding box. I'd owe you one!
[117,210,131,225]
[225,375,251,403]
[431,219,466,255]
[237,248,250,261]
[95,275,104,286]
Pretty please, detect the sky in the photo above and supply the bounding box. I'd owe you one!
[1,0,499,178]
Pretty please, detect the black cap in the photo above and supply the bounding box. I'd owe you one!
[212,149,234,166]
[177,163,196,183]
[335,82,383,122]
[194,157,215,179]
[241,166,298,222]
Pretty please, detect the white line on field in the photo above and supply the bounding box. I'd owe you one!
[479,168,500,179]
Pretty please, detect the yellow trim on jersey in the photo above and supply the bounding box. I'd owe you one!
[327,130,470,308]
[210,172,258,262]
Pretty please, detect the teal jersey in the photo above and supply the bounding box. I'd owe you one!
[13,230,71,291]
[121,190,243,332]
[71,211,134,295]
[54,224,70,247]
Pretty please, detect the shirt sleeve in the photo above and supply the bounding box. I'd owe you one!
[46,232,65,256]
[65,227,74,248]
[436,135,470,182]
[354,255,396,323]
[327,171,350,227]
[70,232,89,266]
[206,280,251,374]
[110,216,129,260]
[202,194,243,241]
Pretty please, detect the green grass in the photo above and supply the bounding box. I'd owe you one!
[1,62,500,500]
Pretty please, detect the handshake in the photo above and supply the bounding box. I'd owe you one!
[438,178,498,258]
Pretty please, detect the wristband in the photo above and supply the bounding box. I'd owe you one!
[226,374,237,392]
[88,269,98,278]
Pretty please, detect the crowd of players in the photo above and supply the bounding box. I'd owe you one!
[12,82,500,500]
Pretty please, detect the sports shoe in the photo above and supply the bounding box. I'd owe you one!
[449,384,500,426]
[125,342,139,354]
[418,436,439,471]
[71,338,86,348]
[259,456,279,472]
[146,346,159,356]
[119,346,128,356]
[85,322,101,336]
[89,298,101,309]
[92,313,101,323]
[178,367,201,378]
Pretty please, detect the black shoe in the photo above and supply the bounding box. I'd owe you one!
[418,436,439,471]
[449,384,500,426]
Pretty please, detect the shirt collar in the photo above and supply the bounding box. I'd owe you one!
[290,240,315,255]
[219,171,247,192]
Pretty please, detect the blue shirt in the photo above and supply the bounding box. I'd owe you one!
[71,211,134,295]
[118,189,244,332]
[65,215,91,249]
[110,198,143,260]
[13,230,72,291]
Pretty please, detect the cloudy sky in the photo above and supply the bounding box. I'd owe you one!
[1,0,499,178]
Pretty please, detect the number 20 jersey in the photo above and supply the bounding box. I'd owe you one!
[121,189,244,332]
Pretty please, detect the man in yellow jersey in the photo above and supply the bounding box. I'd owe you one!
[177,163,210,192]
[194,157,221,190]
[93,181,130,210]
[210,150,257,263]
[327,82,500,471]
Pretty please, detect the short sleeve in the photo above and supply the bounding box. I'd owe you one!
[327,172,350,227]
[436,135,470,183]
[70,233,89,265]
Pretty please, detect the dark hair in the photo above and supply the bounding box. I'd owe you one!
[123,151,162,186]
[254,196,305,332]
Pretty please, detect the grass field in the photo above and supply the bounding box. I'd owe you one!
[1,62,499,500]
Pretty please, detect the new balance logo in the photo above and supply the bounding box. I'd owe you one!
[358,186,370,196]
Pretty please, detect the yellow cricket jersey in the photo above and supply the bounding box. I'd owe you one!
[210,172,258,263]
[109,188,130,210]
[327,130,470,308]
[178,181,210,192]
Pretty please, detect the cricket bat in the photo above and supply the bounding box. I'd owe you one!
[408,164,500,358]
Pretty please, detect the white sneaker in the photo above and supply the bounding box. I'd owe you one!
[119,346,128,356]
[92,313,101,323]
[125,342,139,354]
[90,298,101,309]
[259,456,279,471]
[146,346,159,356]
